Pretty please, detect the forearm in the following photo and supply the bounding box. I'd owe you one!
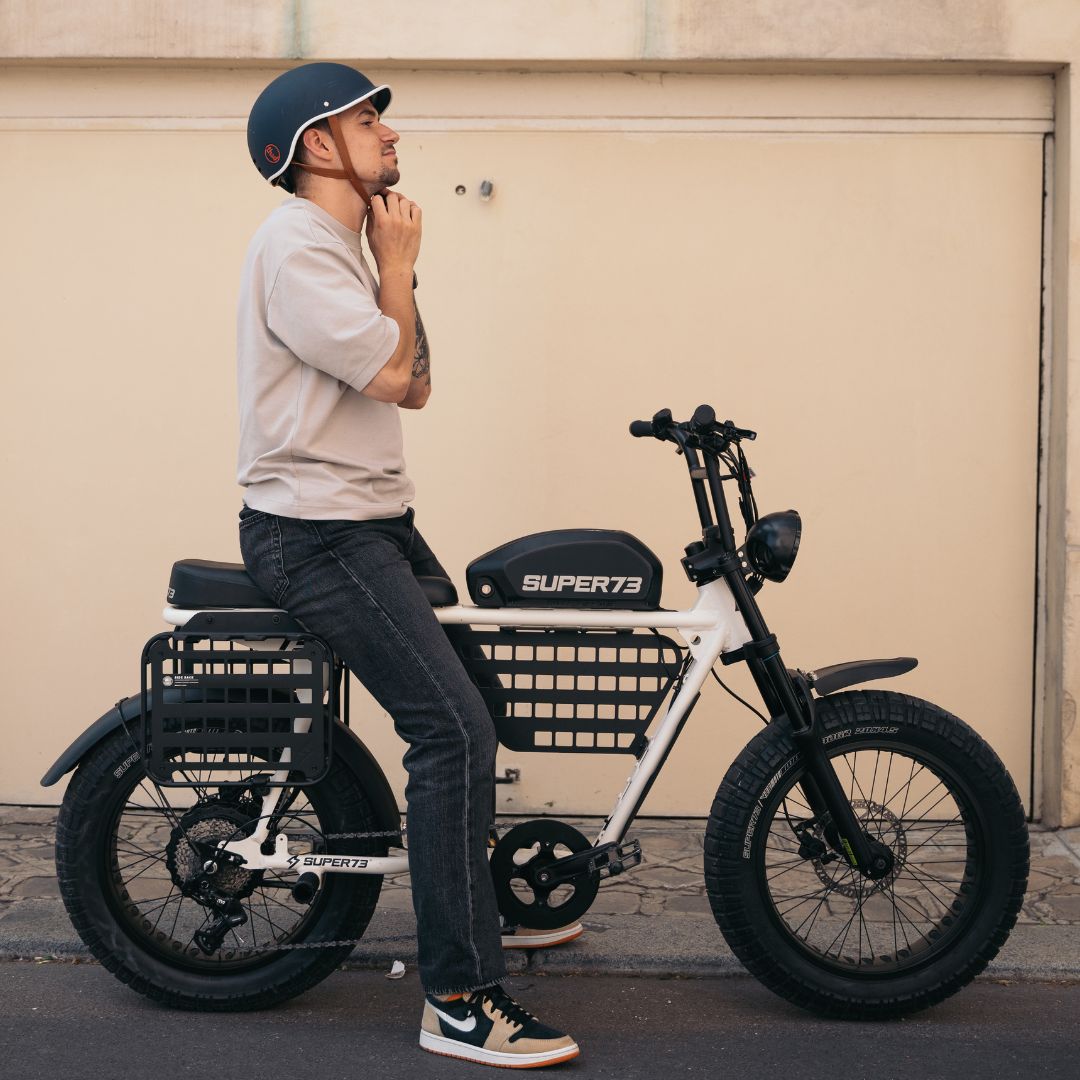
[373,264,417,400]
[363,193,425,404]
[398,302,431,409]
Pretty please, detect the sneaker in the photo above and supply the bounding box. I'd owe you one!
[419,984,580,1068]
[501,922,584,950]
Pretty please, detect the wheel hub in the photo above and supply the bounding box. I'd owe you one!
[813,800,906,896]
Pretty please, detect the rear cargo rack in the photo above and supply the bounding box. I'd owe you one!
[140,630,334,787]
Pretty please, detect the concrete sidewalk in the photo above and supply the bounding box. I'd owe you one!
[2,807,1078,981]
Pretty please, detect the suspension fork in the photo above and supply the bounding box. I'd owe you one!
[676,425,888,878]
[725,568,889,878]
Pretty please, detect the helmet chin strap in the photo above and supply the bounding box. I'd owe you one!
[290,112,373,205]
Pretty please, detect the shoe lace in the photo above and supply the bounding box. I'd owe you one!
[474,985,536,1029]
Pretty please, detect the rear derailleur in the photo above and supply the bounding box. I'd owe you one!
[164,801,259,954]
[173,838,250,954]
[192,888,248,955]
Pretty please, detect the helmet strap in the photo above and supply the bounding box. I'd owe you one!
[290,112,372,205]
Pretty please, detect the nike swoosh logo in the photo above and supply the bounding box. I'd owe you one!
[431,1005,477,1033]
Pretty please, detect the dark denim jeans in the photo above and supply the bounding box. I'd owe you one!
[237,503,507,995]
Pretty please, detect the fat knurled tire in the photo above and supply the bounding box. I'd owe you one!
[55,727,384,1011]
[703,688,1029,1019]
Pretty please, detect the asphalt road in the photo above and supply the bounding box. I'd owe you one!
[2,963,1078,1079]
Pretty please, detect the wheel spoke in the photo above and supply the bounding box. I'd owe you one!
[903,818,968,853]
[120,857,170,887]
[149,891,182,927]
[114,851,165,874]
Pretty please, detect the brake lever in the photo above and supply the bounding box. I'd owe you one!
[724,420,757,441]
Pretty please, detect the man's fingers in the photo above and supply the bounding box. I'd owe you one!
[367,192,420,231]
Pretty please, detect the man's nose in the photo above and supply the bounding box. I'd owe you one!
[381,126,399,145]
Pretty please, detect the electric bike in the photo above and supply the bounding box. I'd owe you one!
[43,405,1030,1018]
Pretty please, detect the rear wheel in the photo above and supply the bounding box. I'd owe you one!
[56,728,387,1010]
[704,689,1028,1018]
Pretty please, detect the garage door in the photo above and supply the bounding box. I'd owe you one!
[0,70,1049,816]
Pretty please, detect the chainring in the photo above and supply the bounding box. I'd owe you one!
[489,819,599,931]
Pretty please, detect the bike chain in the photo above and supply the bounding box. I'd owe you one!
[290,829,405,841]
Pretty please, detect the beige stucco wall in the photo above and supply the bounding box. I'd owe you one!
[2,0,1078,824]
[0,1,1075,66]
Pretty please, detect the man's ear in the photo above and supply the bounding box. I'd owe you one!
[302,125,334,162]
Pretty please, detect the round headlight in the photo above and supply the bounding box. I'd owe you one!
[745,510,802,583]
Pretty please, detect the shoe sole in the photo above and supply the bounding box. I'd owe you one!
[501,925,584,950]
[420,1029,580,1068]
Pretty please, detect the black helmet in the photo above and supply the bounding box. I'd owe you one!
[247,62,392,194]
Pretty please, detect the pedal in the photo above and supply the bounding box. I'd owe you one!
[540,838,643,889]
[595,838,643,878]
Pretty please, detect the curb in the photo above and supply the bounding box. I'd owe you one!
[2,900,1078,983]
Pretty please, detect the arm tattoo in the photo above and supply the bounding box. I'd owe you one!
[412,303,430,381]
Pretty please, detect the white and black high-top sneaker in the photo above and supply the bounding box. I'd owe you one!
[501,921,584,950]
[419,984,580,1068]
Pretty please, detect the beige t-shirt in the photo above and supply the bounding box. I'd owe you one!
[236,197,415,520]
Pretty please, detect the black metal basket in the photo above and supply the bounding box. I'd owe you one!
[140,630,334,787]
[448,627,686,754]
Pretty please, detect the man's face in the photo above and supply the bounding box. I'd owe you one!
[336,102,400,190]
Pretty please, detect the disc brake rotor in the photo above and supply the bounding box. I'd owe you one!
[812,799,906,898]
[490,820,599,931]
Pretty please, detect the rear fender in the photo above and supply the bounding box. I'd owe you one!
[39,693,401,844]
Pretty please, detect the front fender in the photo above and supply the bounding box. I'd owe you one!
[804,656,918,696]
[39,694,402,845]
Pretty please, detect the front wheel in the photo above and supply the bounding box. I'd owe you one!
[704,689,1029,1019]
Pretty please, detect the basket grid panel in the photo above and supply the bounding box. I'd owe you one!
[452,627,685,755]
[140,632,334,787]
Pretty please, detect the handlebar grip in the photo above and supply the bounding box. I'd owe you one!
[629,420,656,438]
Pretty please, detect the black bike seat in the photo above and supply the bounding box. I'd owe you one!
[167,559,458,609]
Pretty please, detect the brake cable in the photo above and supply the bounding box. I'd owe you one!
[709,666,769,725]
[735,441,758,525]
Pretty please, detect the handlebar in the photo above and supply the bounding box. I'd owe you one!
[628,404,760,541]
[628,405,756,447]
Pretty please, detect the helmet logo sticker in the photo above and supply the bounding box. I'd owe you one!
[263,144,281,164]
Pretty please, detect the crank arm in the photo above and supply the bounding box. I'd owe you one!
[535,839,642,890]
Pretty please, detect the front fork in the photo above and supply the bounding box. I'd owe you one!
[727,574,892,880]
[790,717,892,878]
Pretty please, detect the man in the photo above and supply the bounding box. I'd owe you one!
[237,63,580,1068]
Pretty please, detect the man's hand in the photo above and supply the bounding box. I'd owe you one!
[365,192,421,274]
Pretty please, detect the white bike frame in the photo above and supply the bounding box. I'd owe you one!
[161,576,753,882]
